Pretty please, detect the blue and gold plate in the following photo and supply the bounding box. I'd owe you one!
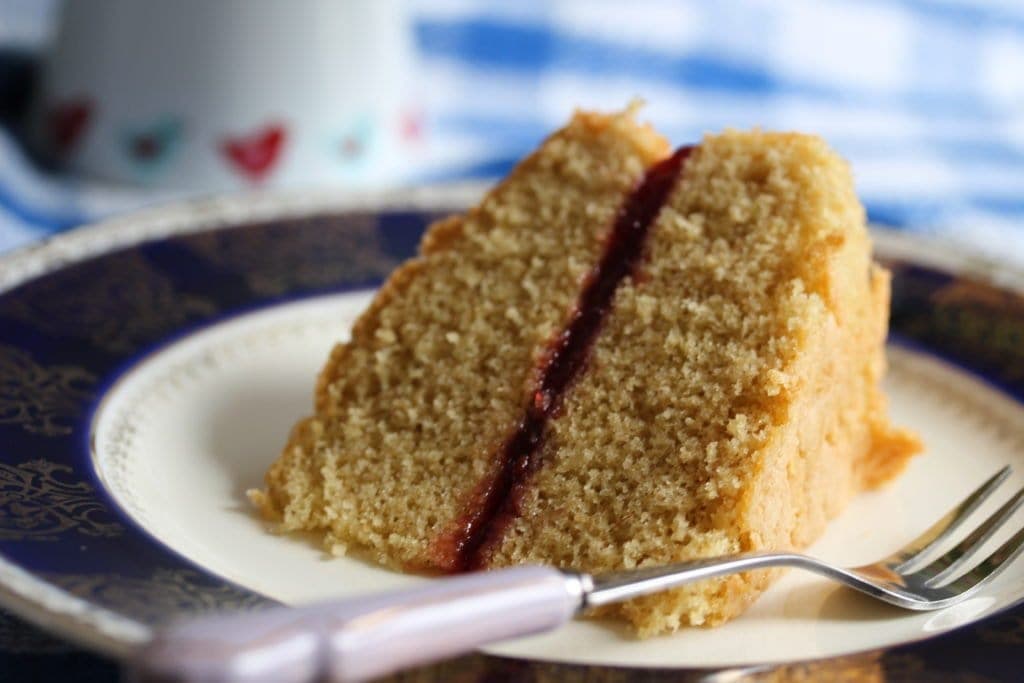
[2,187,1024,681]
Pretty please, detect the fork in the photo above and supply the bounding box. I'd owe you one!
[132,466,1024,683]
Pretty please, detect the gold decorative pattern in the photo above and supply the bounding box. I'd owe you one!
[381,656,644,683]
[930,280,1024,384]
[882,652,1001,683]
[931,278,1024,313]
[0,460,123,541]
[0,252,214,354]
[378,653,885,683]
[0,608,72,654]
[0,344,96,437]
[742,654,884,682]
[41,569,266,625]
[976,613,1024,645]
[184,215,398,297]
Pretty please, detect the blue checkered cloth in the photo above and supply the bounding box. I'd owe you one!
[1,0,1023,263]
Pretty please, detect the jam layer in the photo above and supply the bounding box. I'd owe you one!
[433,146,693,571]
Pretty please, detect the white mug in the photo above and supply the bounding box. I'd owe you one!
[35,0,417,191]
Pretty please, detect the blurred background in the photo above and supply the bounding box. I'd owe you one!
[0,0,1022,263]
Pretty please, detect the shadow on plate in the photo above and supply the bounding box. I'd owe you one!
[779,579,913,623]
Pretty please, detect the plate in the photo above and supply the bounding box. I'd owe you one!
[2,186,1024,681]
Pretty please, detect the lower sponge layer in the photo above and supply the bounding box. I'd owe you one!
[253,110,669,570]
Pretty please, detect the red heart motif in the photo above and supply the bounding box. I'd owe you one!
[49,99,92,155]
[400,108,423,142]
[220,124,287,181]
[341,135,364,159]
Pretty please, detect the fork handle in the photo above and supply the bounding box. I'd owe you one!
[131,565,585,683]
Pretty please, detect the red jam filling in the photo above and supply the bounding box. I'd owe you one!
[433,146,694,572]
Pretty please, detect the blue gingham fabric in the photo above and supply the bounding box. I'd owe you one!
[1,0,1023,264]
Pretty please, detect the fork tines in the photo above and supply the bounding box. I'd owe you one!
[892,465,1024,596]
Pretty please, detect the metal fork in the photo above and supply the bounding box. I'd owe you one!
[587,465,1024,612]
[133,467,1024,683]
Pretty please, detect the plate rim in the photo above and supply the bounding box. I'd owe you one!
[2,184,1024,673]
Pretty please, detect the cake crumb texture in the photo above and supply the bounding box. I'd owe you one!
[485,130,920,635]
[257,109,669,570]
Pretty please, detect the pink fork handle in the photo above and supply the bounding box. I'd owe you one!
[132,565,584,683]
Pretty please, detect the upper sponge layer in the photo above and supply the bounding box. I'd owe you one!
[485,130,920,634]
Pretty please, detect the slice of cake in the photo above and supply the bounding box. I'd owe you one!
[252,108,920,636]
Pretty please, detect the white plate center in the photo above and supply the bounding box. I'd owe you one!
[90,291,1024,668]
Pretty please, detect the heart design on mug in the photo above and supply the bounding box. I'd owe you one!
[121,117,184,176]
[49,98,93,155]
[220,124,287,181]
[335,115,374,162]
[400,107,424,142]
